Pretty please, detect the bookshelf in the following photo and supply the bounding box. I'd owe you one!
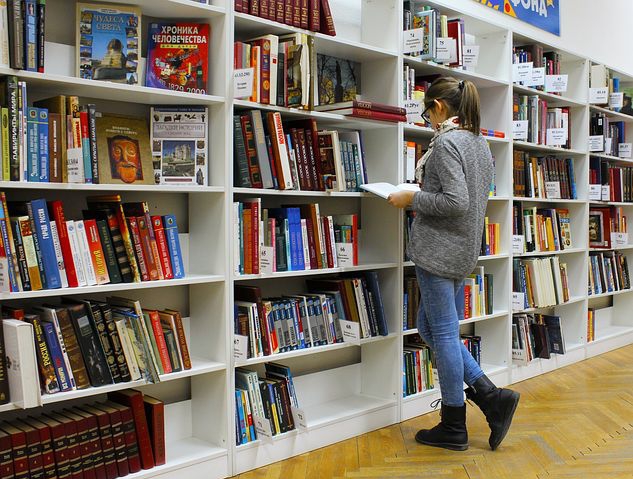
[1,0,633,478]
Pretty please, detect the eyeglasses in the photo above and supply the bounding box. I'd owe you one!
[421,104,433,125]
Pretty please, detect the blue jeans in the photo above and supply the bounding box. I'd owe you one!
[415,266,484,407]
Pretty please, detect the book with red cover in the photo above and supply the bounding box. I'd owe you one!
[84,218,110,285]
[13,420,44,479]
[136,216,162,280]
[284,0,293,24]
[447,19,464,68]
[0,423,28,479]
[142,395,165,466]
[250,0,260,15]
[70,409,106,479]
[37,416,70,479]
[79,406,117,479]
[319,0,336,35]
[309,0,320,32]
[150,216,173,280]
[108,390,154,470]
[240,114,264,186]
[104,402,141,473]
[292,0,301,26]
[60,410,95,479]
[48,201,79,287]
[46,412,82,479]
[126,217,150,281]
[0,428,12,479]
[144,309,172,374]
[123,203,163,281]
[316,100,406,116]
[93,403,128,477]
[260,0,270,19]
[243,198,260,275]
[276,0,284,23]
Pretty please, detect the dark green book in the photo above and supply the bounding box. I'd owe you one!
[96,219,122,284]
[233,115,252,187]
[162,329,181,373]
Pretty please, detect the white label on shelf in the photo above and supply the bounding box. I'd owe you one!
[609,92,624,109]
[233,334,249,360]
[602,185,611,201]
[605,138,613,155]
[436,37,453,61]
[525,67,545,87]
[339,319,361,344]
[253,414,273,443]
[588,135,605,152]
[619,143,633,158]
[512,292,526,312]
[463,45,479,68]
[513,62,533,83]
[546,128,567,146]
[589,87,609,104]
[336,243,355,267]
[403,28,424,54]
[404,100,423,123]
[291,406,308,430]
[513,120,529,140]
[545,74,568,93]
[234,68,254,98]
[260,246,274,274]
[589,184,602,201]
[611,232,629,247]
[545,181,562,199]
[67,148,84,183]
[512,235,525,255]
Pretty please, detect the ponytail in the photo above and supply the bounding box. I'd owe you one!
[425,77,481,135]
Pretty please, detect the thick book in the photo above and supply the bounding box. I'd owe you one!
[125,216,149,282]
[13,421,43,479]
[104,401,141,473]
[163,308,192,370]
[94,219,122,283]
[142,395,165,466]
[96,303,131,382]
[0,77,19,181]
[80,300,122,383]
[30,198,62,289]
[0,428,14,479]
[69,408,106,479]
[162,214,185,279]
[78,405,118,479]
[2,319,40,408]
[84,219,110,285]
[6,0,23,69]
[143,309,171,375]
[49,201,79,287]
[76,220,98,285]
[0,422,27,479]
[92,403,127,477]
[233,115,252,187]
[36,416,70,479]
[150,216,173,280]
[40,320,73,392]
[21,417,56,479]
[45,412,82,479]
[9,218,32,291]
[24,314,61,395]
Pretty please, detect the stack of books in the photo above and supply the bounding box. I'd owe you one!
[315,100,406,123]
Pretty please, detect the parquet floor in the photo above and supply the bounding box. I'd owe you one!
[234,345,633,479]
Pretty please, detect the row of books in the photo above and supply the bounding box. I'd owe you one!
[513,94,571,148]
[234,111,368,192]
[588,206,626,249]
[402,66,427,127]
[512,45,561,92]
[512,313,565,365]
[234,200,357,275]
[480,218,501,256]
[0,194,184,293]
[2,297,191,401]
[0,0,46,72]
[0,78,209,185]
[513,256,570,310]
[589,160,633,203]
[590,113,625,157]
[588,251,631,296]
[512,152,577,199]
[234,274,387,358]
[235,363,298,445]
[461,334,482,365]
[590,64,633,115]
[234,0,336,36]
[0,389,164,479]
[512,204,573,254]
[403,140,425,183]
[403,336,435,398]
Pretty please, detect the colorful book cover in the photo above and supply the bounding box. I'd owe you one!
[36,108,48,182]
[162,214,184,279]
[150,106,208,186]
[316,53,361,106]
[146,22,209,94]
[76,2,141,84]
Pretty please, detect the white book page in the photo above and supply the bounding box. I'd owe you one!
[360,182,420,199]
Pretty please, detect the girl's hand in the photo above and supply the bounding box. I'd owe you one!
[387,190,415,208]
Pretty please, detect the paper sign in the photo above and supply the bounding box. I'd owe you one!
[619,143,632,158]
[545,74,568,93]
[339,319,361,344]
[291,406,308,430]
[403,28,424,54]
[335,243,355,267]
[589,87,609,104]
[253,414,273,443]
[404,100,423,123]
[611,232,629,247]
[512,292,526,312]
[588,135,604,152]
[589,184,602,201]
[525,67,545,87]
[436,38,453,61]
[233,335,249,360]
[512,235,525,255]
[545,181,561,199]
[609,92,624,109]
[463,45,479,68]
[260,246,274,274]
[546,128,567,146]
[513,62,533,83]
[602,185,611,202]
[234,68,254,98]
[513,120,529,140]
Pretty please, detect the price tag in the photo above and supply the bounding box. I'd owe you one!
[605,138,613,155]
[403,28,424,54]
[512,292,526,312]
[512,120,529,140]
[260,246,274,274]
[525,67,545,87]
[234,68,254,98]
[546,128,567,146]
[611,232,629,247]
[513,62,533,83]
[602,185,611,202]
[291,406,308,430]
[619,143,632,158]
[512,235,525,255]
[253,414,273,443]
[589,87,609,104]
[463,45,479,68]
[436,37,453,61]
[404,100,423,123]
[609,92,624,109]
[588,135,604,152]
[545,181,561,199]
[233,334,249,360]
[589,184,602,201]
[339,319,361,344]
[545,74,568,93]
[335,243,355,267]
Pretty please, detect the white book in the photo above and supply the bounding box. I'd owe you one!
[360,182,420,199]
[36,306,77,390]
[0,1,8,68]
[351,278,371,338]
[65,220,88,287]
[75,220,97,286]
[3,319,41,408]
[115,319,141,381]
[300,218,310,270]
[48,221,69,288]
[234,202,241,275]
[327,215,338,268]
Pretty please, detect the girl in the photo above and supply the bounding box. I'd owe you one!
[388,77,520,451]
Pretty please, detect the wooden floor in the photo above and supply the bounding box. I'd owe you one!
[234,345,633,479]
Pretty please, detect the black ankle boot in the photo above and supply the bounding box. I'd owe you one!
[465,375,520,450]
[415,403,468,451]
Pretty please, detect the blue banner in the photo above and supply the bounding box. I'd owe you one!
[474,0,560,36]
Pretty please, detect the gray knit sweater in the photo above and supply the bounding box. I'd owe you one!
[406,129,493,280]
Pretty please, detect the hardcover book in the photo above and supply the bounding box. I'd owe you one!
[316,53,360,106]
[76,2,141,84]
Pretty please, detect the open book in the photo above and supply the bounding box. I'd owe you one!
[360,182,420,199]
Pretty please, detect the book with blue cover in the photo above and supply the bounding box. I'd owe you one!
[30,198,61,289]
[162,214,184,279]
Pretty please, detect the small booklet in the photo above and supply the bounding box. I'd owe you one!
[360,182,420,199]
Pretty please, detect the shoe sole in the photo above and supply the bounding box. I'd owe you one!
[490,391,520,451]
[415,436,468,451]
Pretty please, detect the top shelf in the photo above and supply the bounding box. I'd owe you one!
[102,0,226,18]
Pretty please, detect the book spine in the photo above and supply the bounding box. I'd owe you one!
[36,0,45,72]
[31,198,62,288]
[84,219,110,285]
[171,311,192,370]
[102,210,133,283]
[136,216,161,280]
[115,320,141,381]
[75,220,97,286]
[95,219,122,284]
[10,219,31,291]
[36,108,48,182]
[65,221,87,286]
[108,392,154,470]
[89,305,121,384]
[116,406,141,473]
[319,0,336,35]
[233,115,252,187]
[4,77,19,180]
[163,215,184,279]
[1,108,9,181]
[150,216,173,280]
[79,111,92,184]
[7,1,23,69]
[47,113,61,182]
[149,313,172,374]
[48,221,68,288]
[309,0,320,35]
[87,104,99,183]
[100,307,131,382]
[126,217,150,282]
[29,316,60,394]
[26,107,39,181]
[24,0,36,71]
[42,321,72,391]
[143,399,165,466]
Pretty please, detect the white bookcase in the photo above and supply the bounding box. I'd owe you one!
[2,0,633,477]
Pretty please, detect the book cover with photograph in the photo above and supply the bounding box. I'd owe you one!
[95,114,153,185]
[146,22,210,94]
[317,53,361,106]
[150,106,208,186]
[76,2,141,84]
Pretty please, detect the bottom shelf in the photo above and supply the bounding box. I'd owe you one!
[594,325,633,343]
